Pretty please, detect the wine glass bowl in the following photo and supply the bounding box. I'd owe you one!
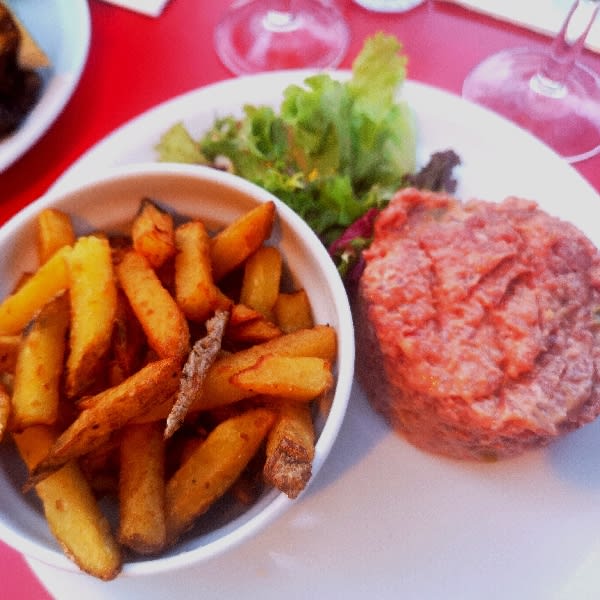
[214,0,350,75]
[462,0,600,163]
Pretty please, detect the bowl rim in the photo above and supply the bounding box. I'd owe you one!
[0,162,355,577]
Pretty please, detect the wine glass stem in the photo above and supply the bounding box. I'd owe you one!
[532,0,600,97]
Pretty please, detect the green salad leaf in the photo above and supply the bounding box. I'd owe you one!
[156,33,417,245]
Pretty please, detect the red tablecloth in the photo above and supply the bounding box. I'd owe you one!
[2,0,600,597]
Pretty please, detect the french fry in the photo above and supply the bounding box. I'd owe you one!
[11,295,69,430]
[66,235,118,398]
[174,220,219,322]
[263,401,315,499]
[228,303,262,328]
[0,334,20,373]
[189,325,337,412]
[274,289,314,333]
[231,355,333,401]
[165,407,275,543]
[107,290,147,386]
[13,425,122,581]
[239,246,282,321]
[131,198,176,269]
[0,246,71,336]
[0,381,10,442]
[118,422,167,555]
[116,249,190,361]
[29,358,181,485]
[37,208,76,264]
[226,317,282,344]
[210,201,275,281]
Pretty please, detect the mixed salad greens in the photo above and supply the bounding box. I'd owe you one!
[156,33,459,286]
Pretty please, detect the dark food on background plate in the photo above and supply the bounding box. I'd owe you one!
[357,188,600,461]
[0,2,48,137]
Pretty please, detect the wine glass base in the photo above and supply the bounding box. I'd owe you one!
[352,0,426,12]
[462,47,600,163]
[214,0,350,75]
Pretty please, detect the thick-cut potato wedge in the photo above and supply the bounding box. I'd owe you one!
[107,290,146,386]
[0,381,10,442]
[13,425,122,581]
[0,334,20,373]
[174,220,219,323]
[263,402,315,499]
[66,235,118,398]
[274,289,314,333]
[231,355,333,401]
[29,358,181,485]
[165,407,275,543]
[188,325,337,412]
[37,208,76,264]
[131,198,176,269]
[119,423,166,555]
[229,303,262,328]
[239,246,282,320]
[210,201,275,281]
[116,250,190,361]
[11,295,69,430]
[227,317,282,344]
[0,246,71,336]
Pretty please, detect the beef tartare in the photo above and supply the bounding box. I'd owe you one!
[356,188,600,460]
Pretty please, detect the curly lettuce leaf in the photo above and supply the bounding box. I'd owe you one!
[156,33,417,244]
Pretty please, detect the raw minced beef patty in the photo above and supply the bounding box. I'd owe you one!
[356,188,600,460]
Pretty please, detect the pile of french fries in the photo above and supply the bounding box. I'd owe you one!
[0,197,338,580]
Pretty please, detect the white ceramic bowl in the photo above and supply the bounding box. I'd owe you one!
[0,162,355,577]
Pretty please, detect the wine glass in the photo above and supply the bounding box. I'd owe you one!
[214,0,350,75]
[462,0,600,163]
[352,0,426,12]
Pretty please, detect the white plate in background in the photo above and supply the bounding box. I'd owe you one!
[0,0,90,172]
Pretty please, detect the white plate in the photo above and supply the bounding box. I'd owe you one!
[0,0,90,172]
[30,73,600,599]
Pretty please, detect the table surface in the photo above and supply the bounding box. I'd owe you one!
[2,1,600,597]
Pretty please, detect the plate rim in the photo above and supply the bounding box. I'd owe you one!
[0,0,91,173]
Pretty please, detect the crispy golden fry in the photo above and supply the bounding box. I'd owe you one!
[229,303,262,327]
[274,289,314,333]
[165,309,229,439]
[0,381,10,442]
[118,422,167,555]
[0,246,71,336]
[37,208,76,264]
[188,325,337,412]
[263,402,315,499]
[165,407,275,543]
[79,436,120,496]
[107,290,147,386]
[239,246,282,321]
[66,235,118,398]
[13,425,122,581]
[29,358,181,485]
[230,449,266,506]
[129,391,177,425]
[116,250,190,361]
[0,334,20,373]
[231,355,333,401]
[174,220,219,322]
[226,317,282,344]
[11,295,69,430]
[131,198,176,269]
[210,201,275,281]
